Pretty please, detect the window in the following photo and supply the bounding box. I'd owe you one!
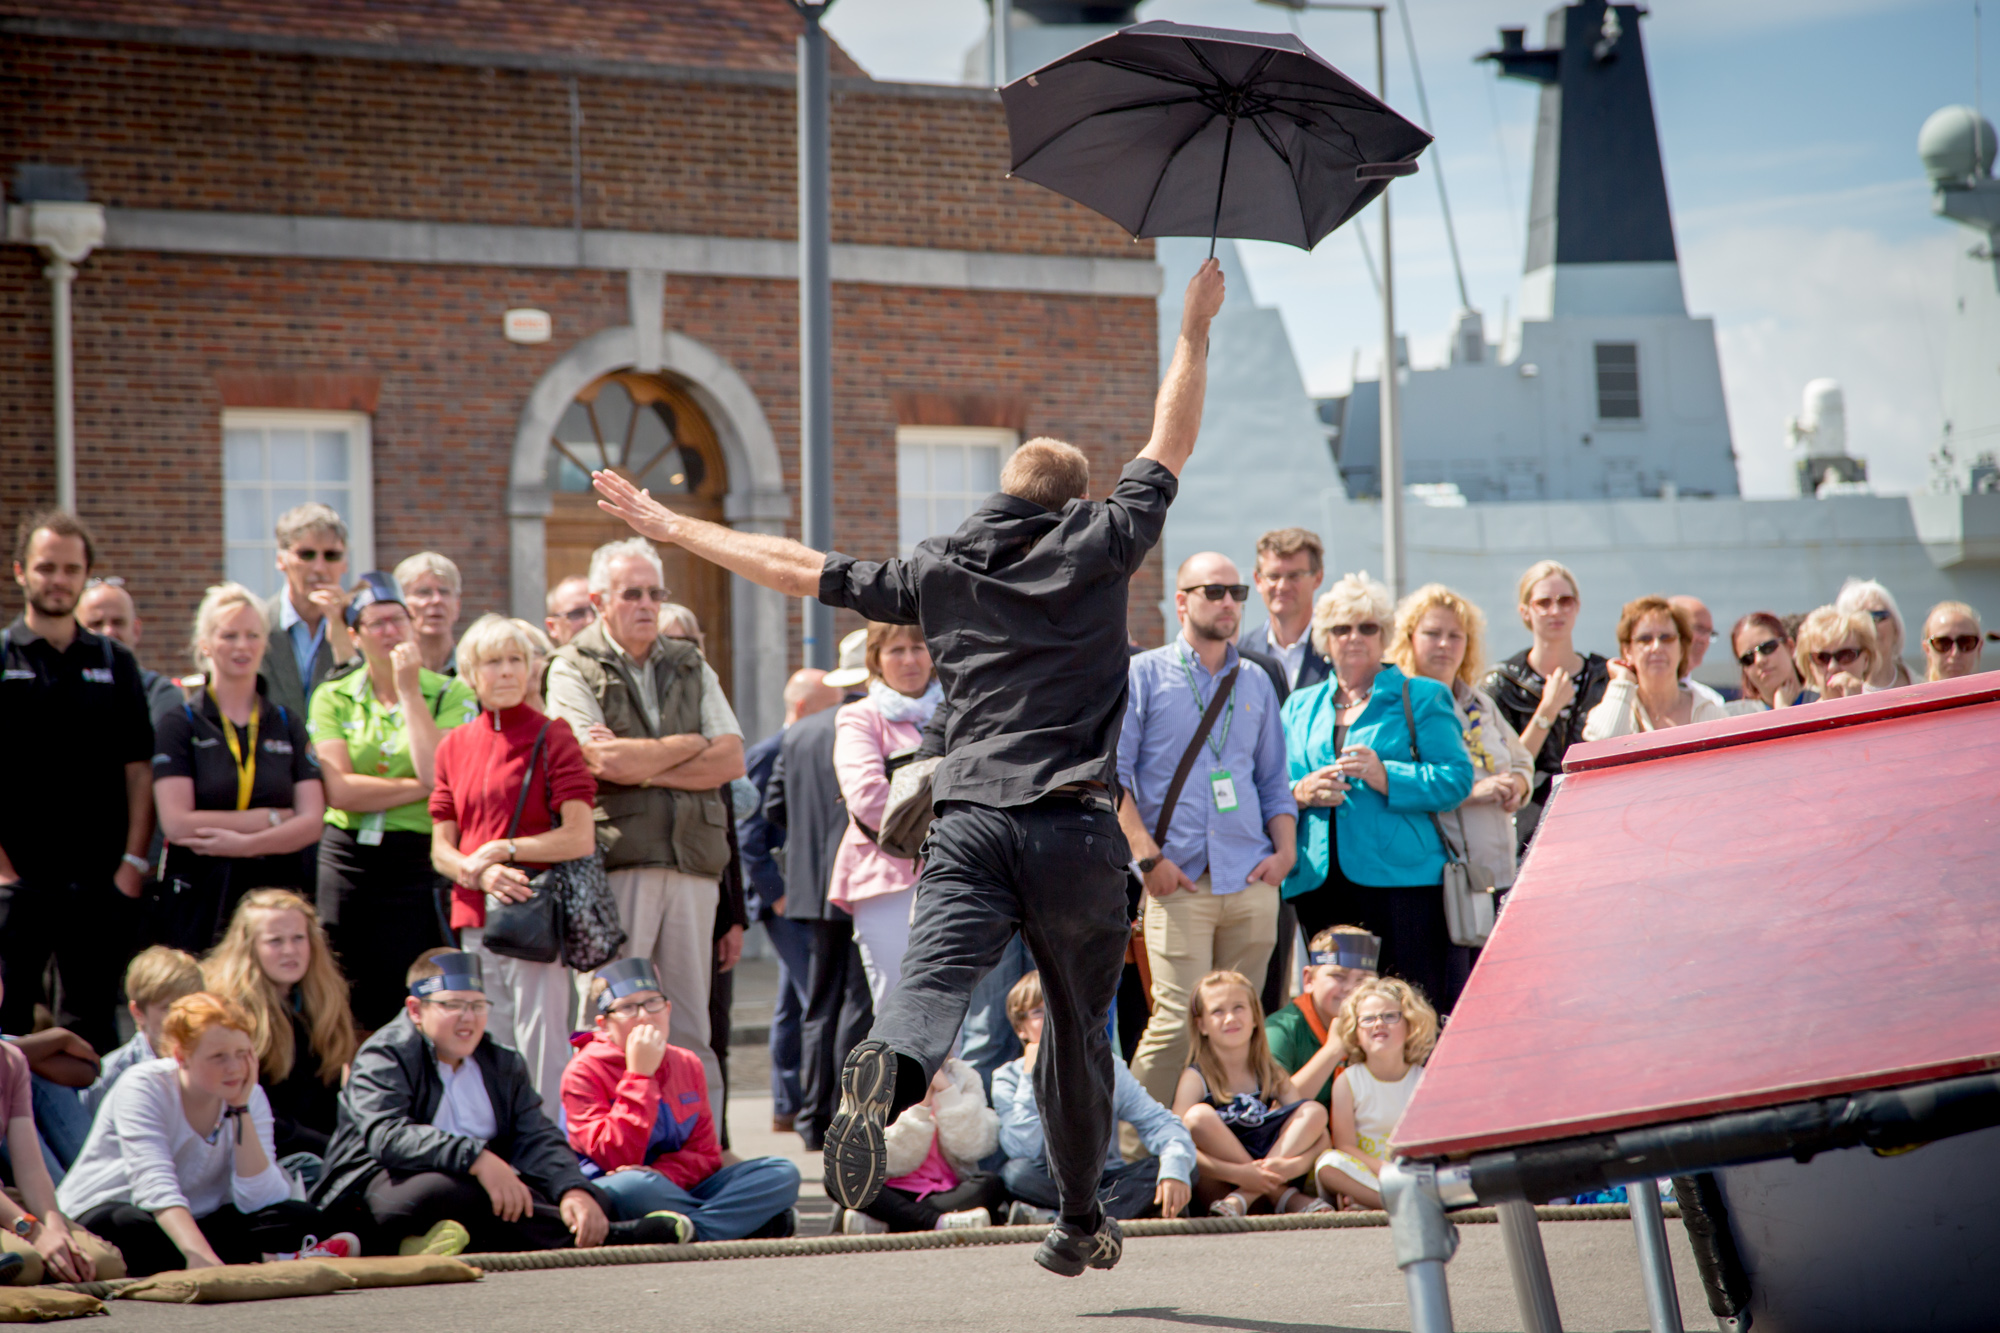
[545,372,718,500]
[222,411,374,597]
[896,427,1017,555]
[1594,343,1642,420]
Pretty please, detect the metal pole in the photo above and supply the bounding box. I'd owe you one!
[1628,1178,1685,1333]
[47,257,78,514]
[993,0,1011,85]
[1374,7,1405,597]
[1497,1200,1565,1333]
[796,5,835,669]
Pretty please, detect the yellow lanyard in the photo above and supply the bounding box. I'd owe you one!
[213,691,260,811]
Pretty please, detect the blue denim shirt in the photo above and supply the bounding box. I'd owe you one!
[1117,636,1297,892]
[991,1056,1196,1184]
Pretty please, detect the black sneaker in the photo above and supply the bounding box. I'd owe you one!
[822,1039,897,1210]
[606,1210,693,1246]
[1034,1215,1123,1277]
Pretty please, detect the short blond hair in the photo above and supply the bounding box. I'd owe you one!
[125,946,203,1011]
[1311,572,1393,660]
[1389,583,1488,686]
[1515,559,1580,608]
[274,502,347,551]
[1334,977,1438,1066]
[394,550,461,596]
[1007,970,1045,1038]
[189,581,266,675]
[1795,605,1880,690]
[1000,438,1090,512]
[455,613,542,679]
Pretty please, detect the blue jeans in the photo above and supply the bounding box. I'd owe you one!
[1001,1155,1163,1221]
[957,931,1031,1094]
[763,913,813,1117]
[593,1157,801,1242]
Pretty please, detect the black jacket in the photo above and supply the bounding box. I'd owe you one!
[765,697,858,922]
[1240,623,1331,702]
[313,1011,596,1212]
[266,1009,340,1160]
[1480,649,1612,791]
[737,730,786,910]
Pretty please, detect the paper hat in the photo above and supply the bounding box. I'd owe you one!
[345,571,407,628]
[409,951,484,997]
[821,628,872,689]
[594,957,664,1012]
[1307,933,1381,972]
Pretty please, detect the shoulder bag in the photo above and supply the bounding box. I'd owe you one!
[1401,680,1497,949]
[877,750,942,860]
[478,723,562,963]
[478,723,627,969]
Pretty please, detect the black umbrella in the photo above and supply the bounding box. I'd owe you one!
[1000,21,1431,257]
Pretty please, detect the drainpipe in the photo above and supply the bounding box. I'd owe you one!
[23,202,106,513]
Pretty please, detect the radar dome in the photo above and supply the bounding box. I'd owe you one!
[1920,105,1997,183]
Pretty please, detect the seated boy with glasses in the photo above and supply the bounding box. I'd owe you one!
[314,951,683,1256]
[562,959,800,1241]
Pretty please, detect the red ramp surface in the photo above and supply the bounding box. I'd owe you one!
[1393,675,2000,1161]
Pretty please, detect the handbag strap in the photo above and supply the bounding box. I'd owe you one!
[504,721,553,841]
[1153,665,1240,847]
[1401,679,1467,862]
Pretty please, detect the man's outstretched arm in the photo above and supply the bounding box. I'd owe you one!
[594,470,826,597]
[1138,257,1227,479]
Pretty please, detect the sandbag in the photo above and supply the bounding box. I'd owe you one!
[118,1259,355,1303]
[0,1229,126,1286]
[0,1288,105,1321]
[321,1255,482,1288]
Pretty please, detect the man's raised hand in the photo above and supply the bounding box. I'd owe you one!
[1183,256,1225,332]
[592,469,681,545]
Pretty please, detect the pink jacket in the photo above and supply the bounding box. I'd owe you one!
[828,697,920,908]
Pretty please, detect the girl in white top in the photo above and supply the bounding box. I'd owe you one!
[1314,977,1438,1210]
[56,994,344,1275]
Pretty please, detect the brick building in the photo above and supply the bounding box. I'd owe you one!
[0,0,1162,736]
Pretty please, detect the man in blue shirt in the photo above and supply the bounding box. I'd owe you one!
[1117,550,1297,1136]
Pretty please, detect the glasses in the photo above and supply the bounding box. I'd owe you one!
[1736,637,1782,668]
[359,610,412,633]
[405,586,454,603]
[560,606,597,625]
[1328,622,1381,639]
[608,995,669,1019]
[1529,595,1579,613]
[1930,634,1981,654]
[1867,609,1892,624]
[1258,569,1317,585]
[1812,647,1862,668]
[617,586,672,604]
[85,575,126,589]
[1630,632,1682,648]
[1180,584,1250,603]
[1356,1011,1405,1029]
[423,998,491,1016]
[287,547,346,564]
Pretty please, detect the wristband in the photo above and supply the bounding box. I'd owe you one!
[121,853,150,875]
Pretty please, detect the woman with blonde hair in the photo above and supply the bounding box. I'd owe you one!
[1833,578,1912,688]
[1584,596,1749,739]
[1921,601,1985,681]
[1313,977,1436,1210]
[1794,606,1882,700]
[202,889,357,1165]
[152,583,327,951]
[1390,584,1534,893]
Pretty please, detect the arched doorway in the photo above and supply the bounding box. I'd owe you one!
[543,370,733,690]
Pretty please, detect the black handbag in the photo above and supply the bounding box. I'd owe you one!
[478,723,564,964]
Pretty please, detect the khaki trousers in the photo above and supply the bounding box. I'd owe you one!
[588,866,723,1120]
[1122,875,1280,1159]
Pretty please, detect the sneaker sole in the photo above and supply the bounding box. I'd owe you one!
[822,1042,897,1210]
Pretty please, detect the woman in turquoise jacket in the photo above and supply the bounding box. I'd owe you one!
[1280,573,1475,1010]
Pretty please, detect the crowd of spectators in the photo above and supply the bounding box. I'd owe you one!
[0,491,1989,1276]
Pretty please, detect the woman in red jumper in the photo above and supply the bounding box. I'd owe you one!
[428,614,596,1119]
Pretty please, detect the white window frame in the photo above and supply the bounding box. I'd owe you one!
[895,426,1019,556]
[221,409,375,599]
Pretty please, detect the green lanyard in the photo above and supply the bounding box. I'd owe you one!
[1176,647,1235,761]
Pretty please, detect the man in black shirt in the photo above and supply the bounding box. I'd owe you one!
[594,259,1226,1275]
[0,513,156,1051]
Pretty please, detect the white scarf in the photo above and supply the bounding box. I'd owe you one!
[869,676,941,728]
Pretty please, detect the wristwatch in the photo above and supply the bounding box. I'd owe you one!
[268,809,283,827]
[1135,854,1162,874]
[120,853,149,876]
[506,839,519,862]
[11,1213,36,1238]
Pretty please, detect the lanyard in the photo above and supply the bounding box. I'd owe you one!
[213,691,261,811]
[1176,647,1235,761]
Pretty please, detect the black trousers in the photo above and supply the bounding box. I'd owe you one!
[355,1170,573,1254]
[708,960,732,1151]
[76,1199,325,1276]
[794,916,873,1149]
[863,1171,1006,1233]
[317,827,452,1030]
[157,847,312,954]
[0,879,127,1052]
[1291,865,1471,1013]
[1261,898,1299,1017]
[871,800,1131,1230]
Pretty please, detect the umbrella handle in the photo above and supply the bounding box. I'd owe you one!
[1209,115,1238,261]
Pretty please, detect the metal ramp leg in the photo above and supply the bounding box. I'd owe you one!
[1629,1177,1685,1333]
[1382,1160,1459,1333]
[1497,1198,1563,1333]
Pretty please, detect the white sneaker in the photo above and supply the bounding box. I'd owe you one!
[841,1209,889,1235]
[265,1231,362,1262]
[934,1207,992,1230]
[1007,1201,1057,1227]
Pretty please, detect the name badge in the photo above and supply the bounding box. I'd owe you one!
[1209,771,1239,813]
[82,667,115,684]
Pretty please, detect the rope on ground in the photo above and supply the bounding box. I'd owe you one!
[457,1200,1675,1272]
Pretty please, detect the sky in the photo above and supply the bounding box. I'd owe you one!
[823,0,1983,497]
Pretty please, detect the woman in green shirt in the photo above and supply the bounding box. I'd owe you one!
[308,574,478,1028]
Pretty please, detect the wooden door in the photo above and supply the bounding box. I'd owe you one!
[543,372,732,693]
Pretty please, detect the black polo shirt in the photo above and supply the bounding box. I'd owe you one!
[0,617,155,885]
[152,684,319,813]
[819,457,1177,809]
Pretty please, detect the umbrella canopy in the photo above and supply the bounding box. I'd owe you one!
[1001,20,1432,254]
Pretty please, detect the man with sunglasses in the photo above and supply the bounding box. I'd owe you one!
[542,576,596,647]
[259,503,354,718]
[1118,553,1297,1152]
[1921,601,1986,681]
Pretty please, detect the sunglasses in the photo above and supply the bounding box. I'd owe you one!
[1529,595,1579,613]
[1737,637,1782,667]
[1929,634,1981,654]
[1867,609,1892,624]
[560,606,596,625]
[1812,647,1862,668]
[617,586,672,604]
[1181,584,1250,603]
[287,547,346,563]
[1327,622,1382,639]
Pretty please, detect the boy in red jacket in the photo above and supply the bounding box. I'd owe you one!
[562,959,800,1240]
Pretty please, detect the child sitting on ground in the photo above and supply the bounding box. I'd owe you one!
[562,958,800,1242]
[1264,928,1378,1111]
[82,947,204,1120]
[1173,970,1331,1218]
[845,1058,1002,1234]
[1314,977,1436,1211]
[991,971,1194,1224]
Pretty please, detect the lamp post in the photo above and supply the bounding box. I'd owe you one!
[790,1,837,668]
[1257,0,1402,596]
[22,202,106,515]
